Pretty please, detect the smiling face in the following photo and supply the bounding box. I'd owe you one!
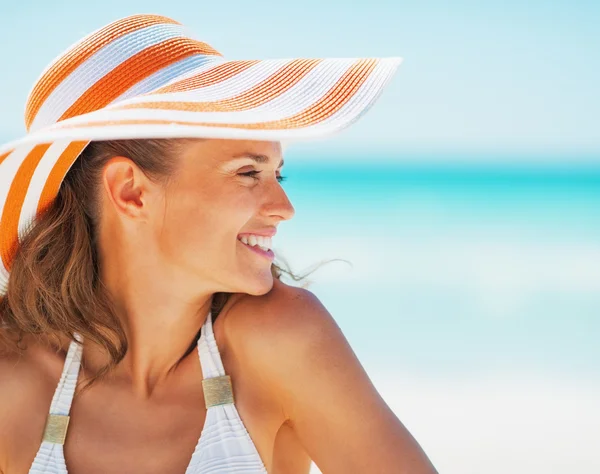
[155,138,295,296]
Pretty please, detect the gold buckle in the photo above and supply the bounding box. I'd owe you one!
[202,375,234,408]
[42,414,70,444]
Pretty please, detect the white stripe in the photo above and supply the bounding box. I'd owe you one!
[0,144,37,294]
[108,58,295,106]
[49,58,356,126]
[112,55,224,103]
[17,140,74,243]
[30,23,190,132]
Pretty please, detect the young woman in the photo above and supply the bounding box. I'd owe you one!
[0,14,438,474]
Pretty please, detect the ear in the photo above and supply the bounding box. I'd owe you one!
[101,156,154,221]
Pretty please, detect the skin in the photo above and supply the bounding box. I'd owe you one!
[0,138,438,474]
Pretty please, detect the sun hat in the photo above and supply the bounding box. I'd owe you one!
[0,13,402,297]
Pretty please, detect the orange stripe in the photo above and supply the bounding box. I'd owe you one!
[57,37,218,123]
[152,60,261,94]
[115,58,323,113]
[37,141,89,216]
[0,144,51,271]
[25,15,181,131]
[55,59,379,131]
[0,151,12,166]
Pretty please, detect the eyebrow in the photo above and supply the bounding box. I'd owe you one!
[231,153,285,169]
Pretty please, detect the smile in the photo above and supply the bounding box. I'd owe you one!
[238,239,275,261]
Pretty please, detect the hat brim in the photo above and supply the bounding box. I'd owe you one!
[1,56,402,155]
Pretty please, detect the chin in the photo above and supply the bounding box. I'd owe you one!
[240,272,275,296]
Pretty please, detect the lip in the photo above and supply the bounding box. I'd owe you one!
[237,228,277,238]
[238,239,275,261]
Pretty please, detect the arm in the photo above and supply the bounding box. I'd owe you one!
[248,285,439,474]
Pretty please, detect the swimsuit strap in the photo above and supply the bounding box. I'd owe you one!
[197,311,225,378]
[41,333,83,444]
[48,333,83,416]
[197,311,235,408]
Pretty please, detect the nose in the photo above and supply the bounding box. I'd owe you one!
[262,179,295,221]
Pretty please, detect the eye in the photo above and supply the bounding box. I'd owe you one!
[240,170,287,183]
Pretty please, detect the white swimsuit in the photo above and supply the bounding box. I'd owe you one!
[28,311,268,473]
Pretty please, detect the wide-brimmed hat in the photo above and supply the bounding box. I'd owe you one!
[0,13,402,296]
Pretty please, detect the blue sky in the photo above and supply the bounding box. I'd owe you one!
[0,0,599,160]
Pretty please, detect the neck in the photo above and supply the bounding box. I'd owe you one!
[78,228,221,399]
[77,277,215,400]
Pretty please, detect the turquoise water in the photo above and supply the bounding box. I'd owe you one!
[277,154,600,381]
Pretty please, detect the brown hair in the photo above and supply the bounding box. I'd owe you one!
[0,138,344,391]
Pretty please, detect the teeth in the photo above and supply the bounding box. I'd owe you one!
[239,234,272,251]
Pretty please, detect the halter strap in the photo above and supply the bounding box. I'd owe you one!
[42,332,83,444]
[48,333,83,415]
[198,311,235,408]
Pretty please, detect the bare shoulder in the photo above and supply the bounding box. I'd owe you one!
[223,281,439,473]
[222,279,353,411]
[223,278,341,359]
[0,335,41,408]
[0,337,34,467]
[0,333,62,387]
[0,334,62,469]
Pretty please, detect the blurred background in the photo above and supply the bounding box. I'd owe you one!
[1,1,599,473]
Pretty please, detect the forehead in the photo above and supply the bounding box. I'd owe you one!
[179,138,283,168]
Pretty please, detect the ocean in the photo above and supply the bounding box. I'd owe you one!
[276,154,600,474]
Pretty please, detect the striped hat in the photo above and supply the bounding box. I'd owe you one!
[0,14,402,296]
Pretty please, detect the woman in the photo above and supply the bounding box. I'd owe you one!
[0,14,438,474]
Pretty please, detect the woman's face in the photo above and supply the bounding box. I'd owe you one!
[155,138,294,296]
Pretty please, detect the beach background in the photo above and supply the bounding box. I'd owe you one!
[1,1,599,473]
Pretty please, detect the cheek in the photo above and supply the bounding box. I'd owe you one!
[157,190,252,258]
[156,212,222,273]
[162,205,214,251]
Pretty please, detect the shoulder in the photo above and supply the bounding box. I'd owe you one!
[223,279,354,415]
[0,337,35,467]
[0,333,62,402]
[0,333,65,386]
[0,334,46,406]
[0,335,64,468]
[222,283,439,473]
[223,279,341,359]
